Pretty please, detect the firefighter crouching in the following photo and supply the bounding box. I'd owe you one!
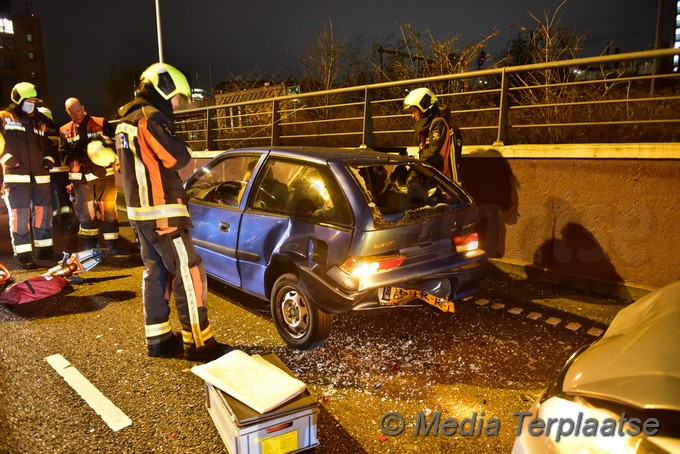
[0,82,57,270]
[58,98,121,255]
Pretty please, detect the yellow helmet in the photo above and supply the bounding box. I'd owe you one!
[87,140,117,167]
[403,87,437,113]
[11,82,39,105]
[37,107,53,121]
[140,62,191,101]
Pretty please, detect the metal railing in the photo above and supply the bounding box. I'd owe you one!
[173,48,680,152]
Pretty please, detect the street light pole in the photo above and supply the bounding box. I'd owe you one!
[155,0,164,62]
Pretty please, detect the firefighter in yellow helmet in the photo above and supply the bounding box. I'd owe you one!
[58,97,120,255]
[115,62,232,362]
[0,82,57,269]
[404,87,457,180]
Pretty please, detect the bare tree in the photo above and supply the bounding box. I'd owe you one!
[297,17,347,93]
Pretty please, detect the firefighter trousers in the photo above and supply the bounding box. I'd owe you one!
[73,176,119,245]
[3,182,53,257]
[137,226,216,350]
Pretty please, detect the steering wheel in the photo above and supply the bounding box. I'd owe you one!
[257,187,282,209]
[209,181,241,206]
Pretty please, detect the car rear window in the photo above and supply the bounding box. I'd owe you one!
[348,162,470,226]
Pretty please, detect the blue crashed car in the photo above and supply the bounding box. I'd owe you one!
[185,147,486,349]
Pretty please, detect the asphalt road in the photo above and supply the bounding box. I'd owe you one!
[0,212,629,453]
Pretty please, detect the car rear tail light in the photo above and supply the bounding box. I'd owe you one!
[453,233,479,253]
[340,254,406,277]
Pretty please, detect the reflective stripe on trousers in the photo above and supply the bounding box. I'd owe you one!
[3,183,53,255]
[137,226,213,348]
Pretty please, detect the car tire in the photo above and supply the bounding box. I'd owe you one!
[270,273,333,350]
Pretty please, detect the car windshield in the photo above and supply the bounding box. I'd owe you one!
[348,161,469,226]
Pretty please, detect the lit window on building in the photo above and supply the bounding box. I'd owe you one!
[676,1,680,71]
[0,18,14,35]
[27,52,34,61]
[26,33,33,42]
[29,70,37,79]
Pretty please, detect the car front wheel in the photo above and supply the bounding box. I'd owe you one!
[270,273,333,350]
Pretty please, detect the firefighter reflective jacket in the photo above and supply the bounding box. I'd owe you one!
[115,97,192,230]
[59,115,115,183]
[0,105,53,185]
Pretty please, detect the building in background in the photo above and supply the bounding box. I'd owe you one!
[0,0,48,106]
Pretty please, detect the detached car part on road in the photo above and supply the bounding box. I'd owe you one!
[185,147,486,349]
[513,281,680,454]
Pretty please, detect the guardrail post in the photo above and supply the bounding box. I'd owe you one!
[495,68,509,146]
[271,99,282,147]
[362,88,375,147]
[205,108,215,150]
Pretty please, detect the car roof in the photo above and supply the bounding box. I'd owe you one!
[563,280,680,411]
[227,146,411,165]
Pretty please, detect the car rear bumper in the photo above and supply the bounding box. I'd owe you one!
[297,256,486,314]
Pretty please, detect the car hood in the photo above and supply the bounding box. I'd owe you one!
[562,281,680,411]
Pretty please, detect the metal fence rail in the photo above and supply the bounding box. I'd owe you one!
[173,48,680,152]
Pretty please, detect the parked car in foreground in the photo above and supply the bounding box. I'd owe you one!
[185,147,486,349]
[513,280,680,454]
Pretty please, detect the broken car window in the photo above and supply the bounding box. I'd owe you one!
[348,162,469,224]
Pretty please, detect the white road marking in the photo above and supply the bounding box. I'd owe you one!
[44,354,132,432]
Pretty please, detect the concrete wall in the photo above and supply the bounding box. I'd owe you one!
[180,143,679,297]
[459,144,679,296]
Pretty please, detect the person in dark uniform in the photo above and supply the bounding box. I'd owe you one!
[404,87,460,181]
[58,98,121,254]
[0,82,57,269]
[115,62,231,362]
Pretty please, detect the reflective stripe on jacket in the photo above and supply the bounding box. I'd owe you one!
[59,115,114,182]
[0,107,52,184]
[115,102,192,230]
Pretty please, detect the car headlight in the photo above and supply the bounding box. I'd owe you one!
[537,396,644,453]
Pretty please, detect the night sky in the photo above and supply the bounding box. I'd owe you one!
[15,0,657,124]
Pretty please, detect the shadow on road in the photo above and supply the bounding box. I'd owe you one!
[1,289,137,319]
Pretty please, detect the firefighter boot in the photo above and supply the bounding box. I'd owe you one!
[36,247,60,262]
[147,333,183,358]
[105,240,118,257]
[78,236,98,252]
[17,254,38,270]
[184,340,234,363]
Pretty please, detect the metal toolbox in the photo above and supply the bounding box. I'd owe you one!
[204,353,319,454]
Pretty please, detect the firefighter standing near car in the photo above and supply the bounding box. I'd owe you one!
[58,97,121,254]
[115,62,231,362]
[404,87,462,182]
[0,82,57,269]
[38,106,75,230]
